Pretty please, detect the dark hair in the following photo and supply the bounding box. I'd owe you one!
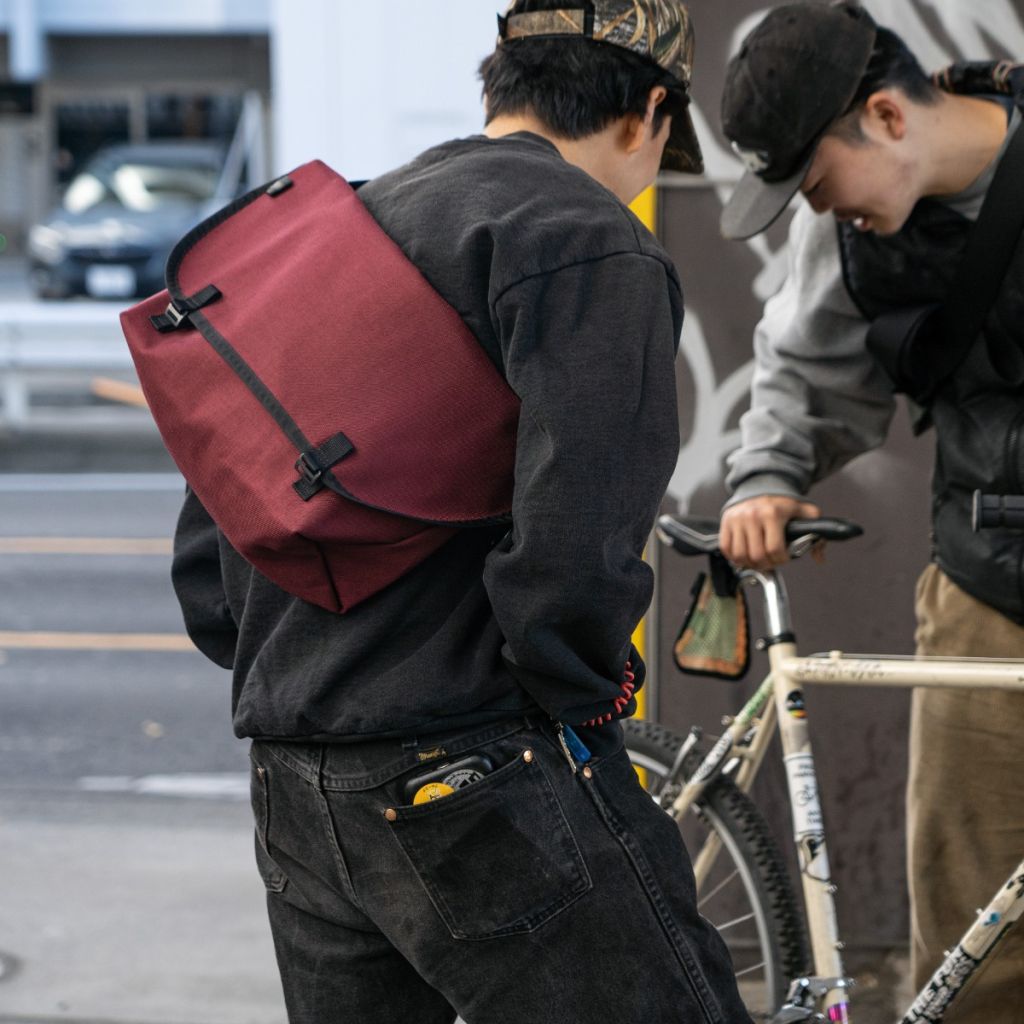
[831,26,941,141]
[478,0,688,139]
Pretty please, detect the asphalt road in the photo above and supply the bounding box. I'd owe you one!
[0,473,287,1023]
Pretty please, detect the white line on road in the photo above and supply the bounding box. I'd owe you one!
[78,773,249,800]
[0,473,183,492]
[77,774,249,798]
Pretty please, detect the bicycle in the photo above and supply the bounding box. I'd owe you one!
[624,509,1024,1023]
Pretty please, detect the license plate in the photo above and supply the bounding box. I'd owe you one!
[85,264,136,298]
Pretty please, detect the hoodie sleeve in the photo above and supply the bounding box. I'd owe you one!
[725,204,897,505]
[171,487,238,670]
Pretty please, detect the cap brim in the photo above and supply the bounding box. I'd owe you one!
[719,152,813,241]
[661,105,703,175]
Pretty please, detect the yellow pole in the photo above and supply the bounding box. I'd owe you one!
[627,186,657,722]
[629,186,657,236]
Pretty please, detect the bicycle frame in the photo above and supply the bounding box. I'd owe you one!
[669,566,1024,1024]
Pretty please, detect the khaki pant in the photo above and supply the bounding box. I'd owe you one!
[909,563,1024,1021]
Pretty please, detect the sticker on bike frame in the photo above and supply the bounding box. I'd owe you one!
[903,944,981,1023]
[784,752,824,837]
[690,731,734,783]
[785,690,807,719]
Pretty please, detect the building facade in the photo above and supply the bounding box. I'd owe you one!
[0,1,270,252]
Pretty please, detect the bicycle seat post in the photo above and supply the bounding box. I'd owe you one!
[740,567,795,647]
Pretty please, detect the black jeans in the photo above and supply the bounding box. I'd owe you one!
[250,718,751,1024]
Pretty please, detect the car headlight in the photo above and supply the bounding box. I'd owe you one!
[28,225,67,266]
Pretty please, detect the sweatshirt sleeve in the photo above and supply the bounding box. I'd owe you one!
[484,251,682,724]
[725,204,897,505]
[171,487,238,669]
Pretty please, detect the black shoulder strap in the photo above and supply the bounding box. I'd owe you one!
[934,114,1024,375]
[868,115,1024,401]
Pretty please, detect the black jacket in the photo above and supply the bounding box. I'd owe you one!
[839,94,1024,625]
[172,132,684,741]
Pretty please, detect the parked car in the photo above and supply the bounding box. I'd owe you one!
[28,141,228,300]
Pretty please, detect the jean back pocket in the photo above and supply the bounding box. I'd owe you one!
[387,747,590,939]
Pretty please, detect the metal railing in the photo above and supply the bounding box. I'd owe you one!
[0,302,142,430]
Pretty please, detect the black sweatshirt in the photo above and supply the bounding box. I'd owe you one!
[172,132,684,742]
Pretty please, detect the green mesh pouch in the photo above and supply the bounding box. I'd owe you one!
[673,554,750,681]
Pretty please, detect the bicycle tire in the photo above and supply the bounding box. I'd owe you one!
[624,717,808,1021]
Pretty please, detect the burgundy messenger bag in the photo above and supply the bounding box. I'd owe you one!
[121,160,520,613]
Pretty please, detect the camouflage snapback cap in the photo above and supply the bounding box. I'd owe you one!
[497,1,703,174]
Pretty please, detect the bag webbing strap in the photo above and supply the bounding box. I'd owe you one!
[187,309,356,503]
[935,114,1024,378]
[152,172,361,505]
[867,112,1024,400]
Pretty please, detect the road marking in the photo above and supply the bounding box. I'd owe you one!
[0,631,194,652]
[0,473,182,492]
[78,772,249,800]
[0,537,172,555]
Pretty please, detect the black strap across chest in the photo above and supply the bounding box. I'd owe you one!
[866,95,1024,401]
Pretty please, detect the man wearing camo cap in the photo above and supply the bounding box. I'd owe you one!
[173,1,751,1021]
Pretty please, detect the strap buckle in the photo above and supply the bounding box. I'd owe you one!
[294,451,323,486]
[164,303,188,329]
[150,285,221,333]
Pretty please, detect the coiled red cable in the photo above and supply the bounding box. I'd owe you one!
[582,661,636,727]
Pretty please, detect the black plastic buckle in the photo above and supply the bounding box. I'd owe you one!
[294,451,323,486]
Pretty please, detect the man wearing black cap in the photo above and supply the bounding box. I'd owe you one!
[173,1,753,1021]
[716,2,1024,1018]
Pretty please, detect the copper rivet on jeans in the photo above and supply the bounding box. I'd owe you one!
[384,808,397,822]
[256,766,265,779]
[523,749,534,763]
[582,766,593,779]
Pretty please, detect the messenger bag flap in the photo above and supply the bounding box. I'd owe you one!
[121,160,520,612]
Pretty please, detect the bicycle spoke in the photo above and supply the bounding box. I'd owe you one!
[734,960,767,978]
[714,910,755,932]
[698,867,740,908]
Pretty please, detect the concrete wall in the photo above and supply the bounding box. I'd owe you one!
[270,0,496,179]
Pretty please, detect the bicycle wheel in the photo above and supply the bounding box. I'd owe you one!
[624,717,808,1021]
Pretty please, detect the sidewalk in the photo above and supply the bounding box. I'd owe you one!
[1,790,286,1024]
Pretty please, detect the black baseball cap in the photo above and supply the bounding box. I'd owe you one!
[719,2,877,240]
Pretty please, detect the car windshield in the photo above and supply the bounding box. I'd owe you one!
[63,158,220,214]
